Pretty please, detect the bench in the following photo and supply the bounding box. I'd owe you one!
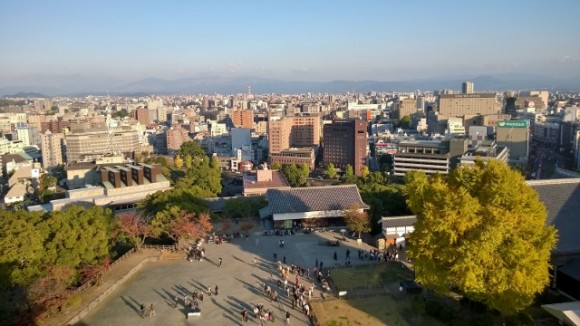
[187,311,201,318]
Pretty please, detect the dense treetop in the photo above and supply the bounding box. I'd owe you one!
[405,160,557,315]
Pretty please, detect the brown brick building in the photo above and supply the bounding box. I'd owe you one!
[323,119,368,176]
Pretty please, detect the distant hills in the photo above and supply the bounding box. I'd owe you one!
[1,73,579,97]
[2,92,49,98]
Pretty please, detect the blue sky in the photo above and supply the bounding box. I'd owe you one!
[1,0,580,85]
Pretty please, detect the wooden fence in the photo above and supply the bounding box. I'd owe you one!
[73,247,136,294]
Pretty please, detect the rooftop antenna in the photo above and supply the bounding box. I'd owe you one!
[102,102,123,159]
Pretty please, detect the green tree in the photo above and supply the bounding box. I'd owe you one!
[344,204,371,239]
[222,197,267,219]
[174,155,184,169]
[40,205,112,269]
[361,166,370,178]
[270,162,282,170]
[280,163,308,187]
[399,115,412,129]
[184,154,193,169]
[405,160,557,315]
[325,163,337,179]
[0,211,45,288]
[138,187,210,216]
[299,163,310,185]
[177,141,206,159]
[176,155,222,196]
[343,164,358,184]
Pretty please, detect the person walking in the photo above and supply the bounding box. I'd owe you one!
[253,257,258,265]
[286,311,291,325]
[218,257,223,267]
[214,285,219,295]
[207,286,212,296]
[173,295,179,309]
[149,303,155,317]
[333,251,337,261]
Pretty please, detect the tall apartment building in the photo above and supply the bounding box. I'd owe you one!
[40,132,64,169]
[166,125,190,152]
[131,108,149,126]
[462,81,474,94]
[438,93,500,117]
[65,128,139,162]
[323,119,367,176]
[15,122,30,146]
[394,99,418,120]
[232,109,254,129]
[268,114,320,155]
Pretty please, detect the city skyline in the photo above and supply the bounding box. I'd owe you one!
[1,0,580,91]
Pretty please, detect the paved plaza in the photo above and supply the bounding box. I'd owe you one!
[79,230,377,326]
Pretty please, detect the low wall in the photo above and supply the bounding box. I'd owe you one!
[555,167,580,178]
[66,255,160,325]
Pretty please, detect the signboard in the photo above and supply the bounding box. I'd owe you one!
[497,120,528,128]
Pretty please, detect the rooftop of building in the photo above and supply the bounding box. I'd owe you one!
[379,215,417,228]
[439,93,496,99]
[527,178,580,255]
[243,169,290,190]
[265,184,369,215]
[1,152,33,163]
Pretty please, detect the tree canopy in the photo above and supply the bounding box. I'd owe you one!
[398,115,412,129]
[325,163,337,179]
[177,140,206,158]
[405,160,557,315]
[222,196,267,219]
[344,204,371,239]
[279,163,309,187]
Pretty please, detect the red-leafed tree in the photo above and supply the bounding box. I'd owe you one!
[27,265,75,318]
[115,213,153,250]
[80,257,112,286]
[151,207,213,248]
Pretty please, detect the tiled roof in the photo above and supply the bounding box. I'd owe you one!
[380,215,417,228]
[528,178,580,255]
[266,185,369,214]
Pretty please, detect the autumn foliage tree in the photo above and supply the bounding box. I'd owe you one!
[344,204,371,239]
[151,207,212,248]
[115,213,153,250]
[405,160,557,315]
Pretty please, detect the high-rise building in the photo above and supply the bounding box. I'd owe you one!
[40,132,64,169]
[394,99,418,120]
[323,119,368,176]
[131,108,149,126]
[462,81,474,94]
[232,109,254,129]
[268,114,320,156]
[166,125,190,152]
[15,122,30,146]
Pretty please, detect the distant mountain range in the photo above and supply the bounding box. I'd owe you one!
[1,73,580,97]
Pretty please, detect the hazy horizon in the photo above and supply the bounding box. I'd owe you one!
[1,0,580,89]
